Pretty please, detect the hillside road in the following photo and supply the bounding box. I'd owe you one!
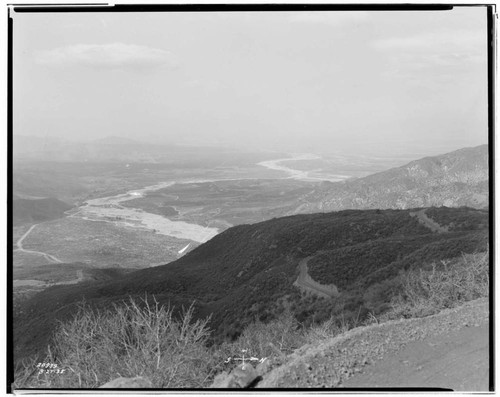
[294,256,338,298]
[410,209,448,233]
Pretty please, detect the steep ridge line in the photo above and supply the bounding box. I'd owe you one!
[258,299,488,389]
[293,256,339,298]
[409,209,449,233]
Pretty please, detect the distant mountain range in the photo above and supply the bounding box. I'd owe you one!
[294,145,488,212]
[13,135,276,164]
[14,206,489,364]
[14,135,177,163]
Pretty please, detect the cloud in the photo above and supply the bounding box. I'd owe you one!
[35,43,179,70]
[288,11,369,26]
[371,30,485,54]
[372,29,486,86]
[185,79,221,91]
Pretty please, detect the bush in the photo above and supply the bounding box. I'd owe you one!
[14,297,217,389]
[217,309,305,365]
[385,250,489,319]
[304,315,350,345]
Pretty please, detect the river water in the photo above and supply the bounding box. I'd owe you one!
[74,180,219,243]
[71,154,328,243]
[257,153,350,182]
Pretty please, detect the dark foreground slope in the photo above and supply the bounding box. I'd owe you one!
[294,145,488,213]
[14,207,489,365]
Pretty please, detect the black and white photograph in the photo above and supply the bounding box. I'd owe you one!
[9,2,492,392]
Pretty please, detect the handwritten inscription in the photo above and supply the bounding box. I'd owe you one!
[36,363,66,375]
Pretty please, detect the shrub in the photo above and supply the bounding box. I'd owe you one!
[304,315,349,345]
[14,297,217,389]
[216,308,305,370]
[385,250,489,319]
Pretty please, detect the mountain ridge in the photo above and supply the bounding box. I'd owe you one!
[294,145,488,213]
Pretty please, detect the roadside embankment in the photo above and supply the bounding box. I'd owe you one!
[258,298,489,390]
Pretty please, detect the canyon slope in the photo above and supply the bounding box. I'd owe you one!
[294,145,488,213]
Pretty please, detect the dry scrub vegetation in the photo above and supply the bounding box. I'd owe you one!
[14,250,489,389]
[384,250,489,320]
[14,300,217,389]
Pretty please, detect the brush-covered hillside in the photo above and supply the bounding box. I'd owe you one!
[294,145,488,213]
[14,206,488,365]
[13,197,72,226]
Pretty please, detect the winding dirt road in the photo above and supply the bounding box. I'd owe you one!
[293,256,338,298]
[14,224,62,264]
[410,209,448,233]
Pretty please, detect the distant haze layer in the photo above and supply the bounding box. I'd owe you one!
[13,8,487,157]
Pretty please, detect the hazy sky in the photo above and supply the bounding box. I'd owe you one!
[13,7,488,157]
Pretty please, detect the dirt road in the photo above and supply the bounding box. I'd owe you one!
[259,299,489,390]
[14,224,62,264]
[16,224,37,250]
[341,322,489,390]
[293,256,338,298]
[410,209,448,233]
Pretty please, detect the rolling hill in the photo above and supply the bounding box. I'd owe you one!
[14,206,489,365]
[13,197,72,226]
[293,145,488,213]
